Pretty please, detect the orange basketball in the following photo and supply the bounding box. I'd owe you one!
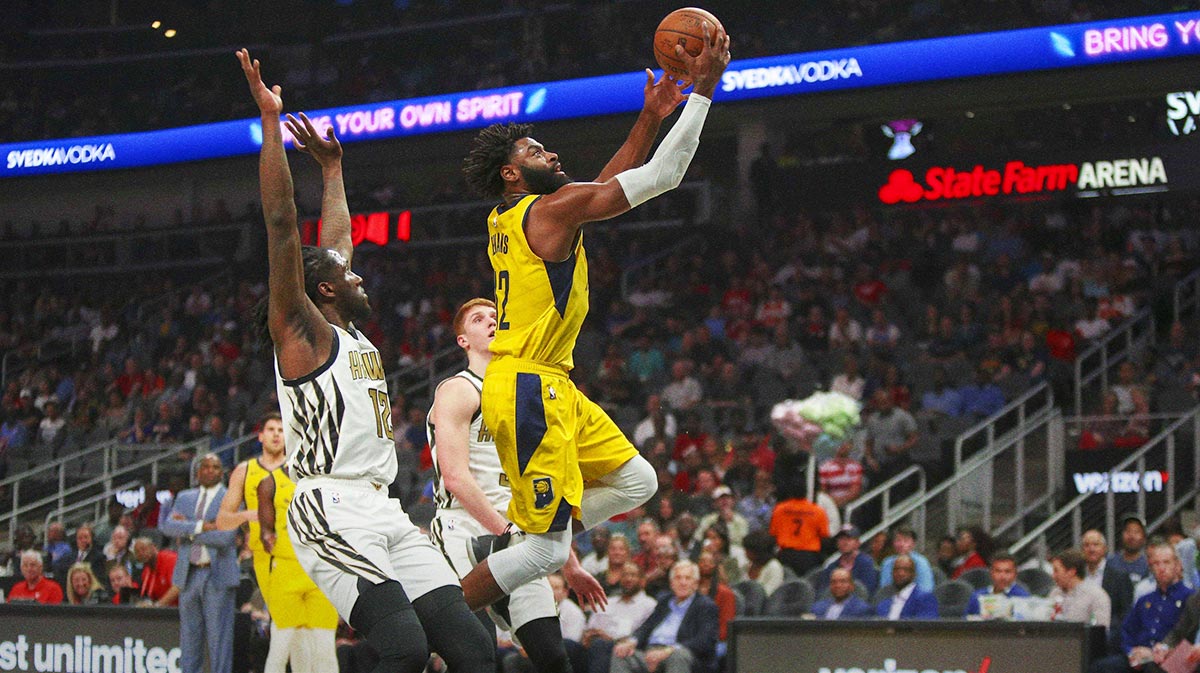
[653,7,724,81]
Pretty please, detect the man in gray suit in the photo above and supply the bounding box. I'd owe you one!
[160,453,239,673]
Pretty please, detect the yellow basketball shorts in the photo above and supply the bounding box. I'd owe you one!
[268,555,339,629]
[253,551,273,605]
[482,357,638,534]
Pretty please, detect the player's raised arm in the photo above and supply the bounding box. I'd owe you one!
[527,24,730,257]
[285,112,354,266]
[256,474,278,554]
[237,49,332,378]
[593,70,687,183]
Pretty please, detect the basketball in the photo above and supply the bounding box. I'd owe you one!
[654,7,724,80]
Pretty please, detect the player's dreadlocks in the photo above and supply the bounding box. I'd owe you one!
[250,245,344,345]
[462,122,534,199]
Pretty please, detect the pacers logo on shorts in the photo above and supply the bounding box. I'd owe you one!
[533,477,554,509]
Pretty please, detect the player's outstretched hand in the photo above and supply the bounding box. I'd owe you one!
[676,22,731,98]
[563,561,608,612]
[285,112,343,167]
[642,69,688,120]
[237,48,282,116]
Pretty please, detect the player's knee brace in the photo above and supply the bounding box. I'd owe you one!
[616,454,657,506]
[490,529,572,593]
[412,585,496,673]
[515,617,571,673]
[348,579,429,673]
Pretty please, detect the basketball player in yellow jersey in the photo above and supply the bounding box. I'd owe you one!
[215,413,294,673]
[256,466,338,673]
[458,24,731,611]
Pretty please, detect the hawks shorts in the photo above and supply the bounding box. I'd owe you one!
[287,477,460,621]
[482,357,638,534]
[429,509,556,633]
[267,555,339,629]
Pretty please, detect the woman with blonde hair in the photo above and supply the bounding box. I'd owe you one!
[66,563,108,605]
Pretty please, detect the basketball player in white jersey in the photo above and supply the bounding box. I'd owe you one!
[428,299,607,673]
[238,49,493,673]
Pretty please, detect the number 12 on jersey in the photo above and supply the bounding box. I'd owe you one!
[367,388,394,440]
[496,270,511,330]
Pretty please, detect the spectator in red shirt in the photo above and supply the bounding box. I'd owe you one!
[8,550,64,604]
[133,536,180,606]
[951,526,994,580]
[113,358,145,399]
[818,441,864,510]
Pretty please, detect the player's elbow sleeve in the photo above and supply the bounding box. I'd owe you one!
[615,94,710,208]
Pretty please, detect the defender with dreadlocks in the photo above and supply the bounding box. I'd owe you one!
[238,49,493,673]
[457,26,731,614]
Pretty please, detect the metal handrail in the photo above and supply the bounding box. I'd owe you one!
[844,464,926,539]
[1174,267,1200,324]
[1009,406,1200,560]
[7,434,255,543]
[0,439,120,489]
[1072,307,1156,417]
[864,388,1059,547]
[46,479,141,535]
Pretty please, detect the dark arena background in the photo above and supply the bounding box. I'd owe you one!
[1,2,1200,672]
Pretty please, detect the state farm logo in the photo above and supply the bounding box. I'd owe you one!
[879,161,1077,204]
[879,157,1167,204]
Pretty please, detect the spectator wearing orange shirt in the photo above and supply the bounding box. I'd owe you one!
[769,491,829,576]
[8,550,63,604]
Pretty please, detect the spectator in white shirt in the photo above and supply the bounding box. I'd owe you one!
[660,360,703,412]
[583,562,658,673]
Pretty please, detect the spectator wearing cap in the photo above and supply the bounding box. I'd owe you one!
[817,525,880,595]
[875,554,938,620]
[813,567,873,620]
[879,527,936,593]
[694,486,749,549]
[966,552,1030,617]
[1108,515,1150,588]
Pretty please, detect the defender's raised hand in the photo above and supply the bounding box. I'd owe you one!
[676,22,731,98]
[236,48,282,116]
[285,112,343,167]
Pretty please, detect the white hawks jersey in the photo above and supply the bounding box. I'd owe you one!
[275,323,397,485]
[428,369,511,513]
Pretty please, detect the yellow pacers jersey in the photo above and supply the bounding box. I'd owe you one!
[243,458,272,553]
[269,467,299,560]
[487,194,589,370]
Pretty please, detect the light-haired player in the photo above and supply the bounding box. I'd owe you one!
[428,298,606,673]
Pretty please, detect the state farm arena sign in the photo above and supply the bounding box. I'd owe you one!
[878,156,1169,204]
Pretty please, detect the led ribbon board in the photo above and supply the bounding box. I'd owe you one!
[4,11,1200,178]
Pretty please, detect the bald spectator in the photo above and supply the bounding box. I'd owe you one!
[8,550,63,604]
[1081,530,1134,628]
[53,523,105,583]
[875,555,938,620]
[812,568,872,619]
[132,536,179,607]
